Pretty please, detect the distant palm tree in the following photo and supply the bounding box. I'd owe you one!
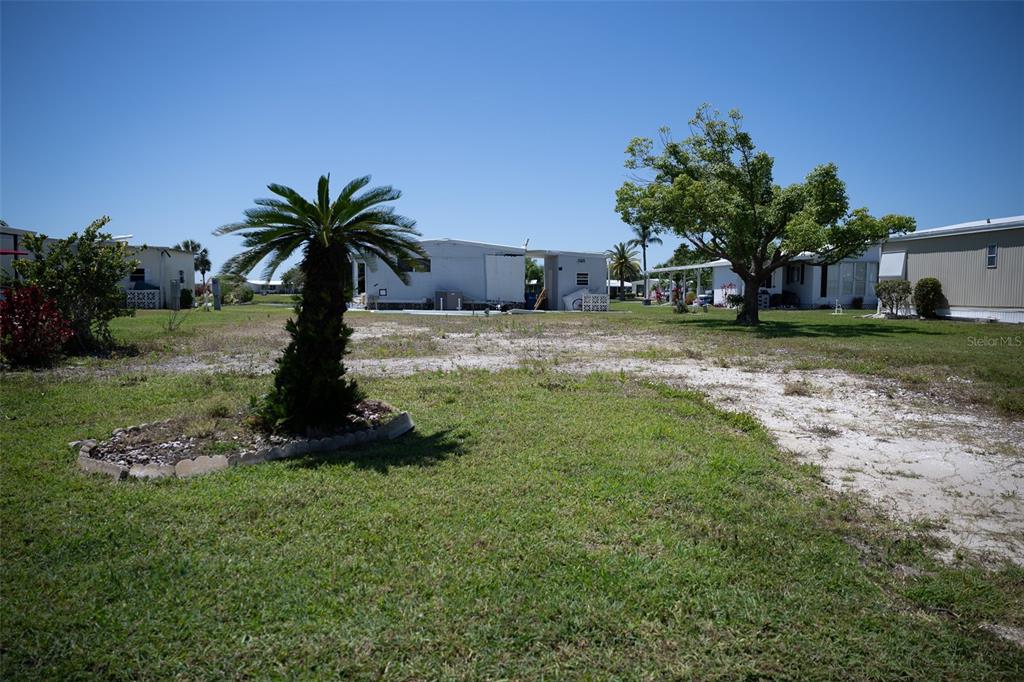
[176,239,212,287]
[216,175,425,432]
[627,224,662,299]
[606,242,641,301]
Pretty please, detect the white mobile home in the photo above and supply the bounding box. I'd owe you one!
[526,249,609,311]
[354,239,527,310]
[123,245,196,309]
[1,225,195,309]
[650,247,882,309]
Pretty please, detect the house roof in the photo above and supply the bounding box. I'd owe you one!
[885,215,1024,242]
[525,249,606,259]
[419,237,525,252]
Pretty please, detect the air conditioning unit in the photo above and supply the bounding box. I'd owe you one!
[435,291,463,310]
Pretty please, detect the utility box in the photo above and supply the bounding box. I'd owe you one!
[169,280,181,310]
[435,291,463,311]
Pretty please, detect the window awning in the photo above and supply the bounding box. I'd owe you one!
[879,251,906,278]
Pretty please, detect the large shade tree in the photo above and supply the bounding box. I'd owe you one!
[606,242,641,301]
[616,105,915,324]
[216,175,425,432]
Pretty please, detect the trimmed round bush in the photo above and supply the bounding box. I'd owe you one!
[179,288,194,309]
[913,277,945,318]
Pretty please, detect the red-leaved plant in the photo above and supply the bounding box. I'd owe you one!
[0,285,74,367]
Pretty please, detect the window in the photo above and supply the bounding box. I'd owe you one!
[179,270,185,284]
[576,272,589,286]
[854,262,867,297]
[129,268,146,282]
[398,258,430,273]
[987,244,997,269]
[826,264,838,299]
[840,263,854,296]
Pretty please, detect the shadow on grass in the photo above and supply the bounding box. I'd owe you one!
[287,428,469,474]
[658,316,946,340]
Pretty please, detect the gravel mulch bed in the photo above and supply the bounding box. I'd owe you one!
[87,400,395,469]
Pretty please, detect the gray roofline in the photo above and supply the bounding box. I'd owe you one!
[886,215,1024,242]
[525,249,607,258]
[419,237,525,252]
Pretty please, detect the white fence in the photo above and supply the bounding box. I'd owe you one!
[126,289,161,309]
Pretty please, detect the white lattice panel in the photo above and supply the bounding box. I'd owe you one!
[126,289,160,309]
[582,293,609,312]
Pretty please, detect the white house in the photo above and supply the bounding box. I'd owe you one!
[354,239,527,310]
[526,248,609,311]
[123,245,196,309]
[649,246,882,309]
[1,225,195,309]
[352,240,610,312]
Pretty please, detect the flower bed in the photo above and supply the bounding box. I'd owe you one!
[73,400,414,481]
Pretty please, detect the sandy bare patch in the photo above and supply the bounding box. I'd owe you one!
[48,319,1024,564]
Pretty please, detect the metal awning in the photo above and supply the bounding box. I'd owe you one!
[645,259,730,275]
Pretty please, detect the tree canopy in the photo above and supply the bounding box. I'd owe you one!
[616,104,915,323]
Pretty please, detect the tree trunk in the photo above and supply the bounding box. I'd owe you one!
[619,276,625,301]
[262,239,360,432]
[641,245,648,300]
[737,275,761,325]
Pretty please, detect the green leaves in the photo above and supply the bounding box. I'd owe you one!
[617,105,917,323]
[13,217,135,350]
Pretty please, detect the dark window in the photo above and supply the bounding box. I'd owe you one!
[760,273,773,289]
[129,268,145,282]
[398,258,431,273]
[819,265,828,298]
[986,244,997,269]
[179,270,185,284]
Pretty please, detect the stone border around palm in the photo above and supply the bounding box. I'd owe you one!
[73,412,415,481]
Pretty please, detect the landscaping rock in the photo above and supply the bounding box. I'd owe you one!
[129,463,175,480]
[78,439,97,455]
[234,450,267,467]
[266,446,286,461]
[379,412,415,440]
[78,453,127,480]
[68,440,82,449]
[175,455,229,479]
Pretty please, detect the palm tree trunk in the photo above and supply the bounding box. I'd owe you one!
[266,240,359,431]
[641,244,648,300]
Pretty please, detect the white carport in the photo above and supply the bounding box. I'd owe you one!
[646,259,731,302]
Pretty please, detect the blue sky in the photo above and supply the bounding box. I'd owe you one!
[2,1,1022,274]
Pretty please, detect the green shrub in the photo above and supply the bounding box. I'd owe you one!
[875,279,912,316]
[13,217,135,350]
[913,277,945,318]
[179,288,194,309]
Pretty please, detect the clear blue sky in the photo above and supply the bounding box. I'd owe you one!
[3,1,1022,274]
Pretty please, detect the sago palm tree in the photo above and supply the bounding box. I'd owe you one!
[216,174,425,432]
[627,224,662,299]
[606,242,641,301]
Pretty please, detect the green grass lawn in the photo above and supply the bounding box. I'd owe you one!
[2,368,1022,678]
